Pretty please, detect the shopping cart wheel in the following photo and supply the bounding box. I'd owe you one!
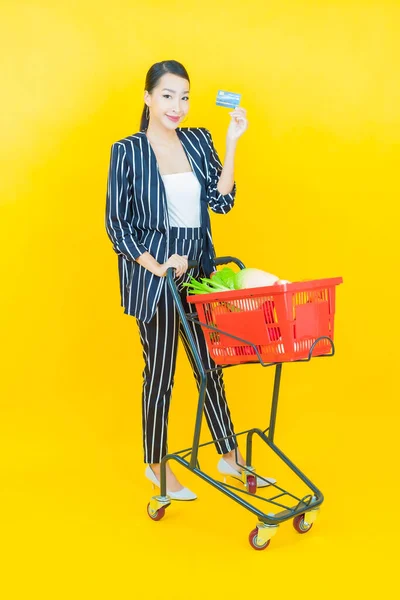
[246,475,257,495]
[293,514,313,534]
[248,528,271,551]
[147,502,166,521]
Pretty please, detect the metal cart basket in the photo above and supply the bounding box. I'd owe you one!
[147,256,343,551]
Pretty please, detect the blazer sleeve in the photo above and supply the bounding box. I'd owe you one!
[105,142,147,261]
[202,128,236,214]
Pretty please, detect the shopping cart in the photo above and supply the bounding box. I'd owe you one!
[147,256,343,551]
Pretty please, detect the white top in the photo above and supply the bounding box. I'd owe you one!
[161,171,201,228]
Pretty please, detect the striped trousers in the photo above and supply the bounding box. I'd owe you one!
[136,226,237,464]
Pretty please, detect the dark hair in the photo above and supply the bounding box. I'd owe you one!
[140,60,190,132]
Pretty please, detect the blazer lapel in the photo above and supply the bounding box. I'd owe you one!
[140,132,170,229]
[176,129,206,186]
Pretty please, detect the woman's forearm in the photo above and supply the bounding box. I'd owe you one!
[135,251,188,279]
[136,251,161,276]
[216,140,237,195]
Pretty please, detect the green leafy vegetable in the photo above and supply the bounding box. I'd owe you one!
[210,267,237,290]
[182,267,239,295]
[182,276,231,295]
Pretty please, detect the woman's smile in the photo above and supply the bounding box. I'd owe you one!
[166,115,181,123]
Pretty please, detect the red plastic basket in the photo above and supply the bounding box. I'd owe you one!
[186,278,343,365]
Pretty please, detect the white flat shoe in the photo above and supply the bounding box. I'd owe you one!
[145,465,197,501]
[217,458,276,488]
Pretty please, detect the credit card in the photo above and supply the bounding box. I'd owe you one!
[216,90,241,108]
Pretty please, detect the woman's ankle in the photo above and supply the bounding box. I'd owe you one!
[148,463,184,491]
[222,449,245,466]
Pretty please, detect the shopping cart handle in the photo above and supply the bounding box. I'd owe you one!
[167,256,245,278]
[214,256,245,269]
[166,260,197,277]
[187,257,246,270]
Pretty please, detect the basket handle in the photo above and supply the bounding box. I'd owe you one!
[166,255,245,288]
[186,256,246,271]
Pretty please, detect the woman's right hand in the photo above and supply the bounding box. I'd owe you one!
[157,254,188,278]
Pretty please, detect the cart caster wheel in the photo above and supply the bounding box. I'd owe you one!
[246,475,257,495]
[147,502,165,521]
[293,513,313,534]
[248,528,271,551]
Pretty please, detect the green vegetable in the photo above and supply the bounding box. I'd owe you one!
[210,267,237,290]
[182,276,231,295]
[182,267,239,296]
[183,269,243,313]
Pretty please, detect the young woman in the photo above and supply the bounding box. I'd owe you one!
[105,60,275,500]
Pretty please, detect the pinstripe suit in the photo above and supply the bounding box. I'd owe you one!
[105,127,236,323]
[105,127,237,463]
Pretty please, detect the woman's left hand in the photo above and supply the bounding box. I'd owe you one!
[226,106,249,142]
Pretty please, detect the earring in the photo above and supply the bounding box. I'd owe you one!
[146,106,150,119]
[181,115,188,124]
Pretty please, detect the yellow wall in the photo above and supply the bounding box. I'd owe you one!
[2,1,399,597]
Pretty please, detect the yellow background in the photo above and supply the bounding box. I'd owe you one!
[2,0,399,597]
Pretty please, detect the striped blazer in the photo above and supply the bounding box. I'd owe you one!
[105,127,237,323]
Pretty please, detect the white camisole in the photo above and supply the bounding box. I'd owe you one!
[161,171,201,228]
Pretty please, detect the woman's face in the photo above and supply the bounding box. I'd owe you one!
[145,73,190,130]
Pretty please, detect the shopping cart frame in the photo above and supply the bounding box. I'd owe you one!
[147,256,337,550]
